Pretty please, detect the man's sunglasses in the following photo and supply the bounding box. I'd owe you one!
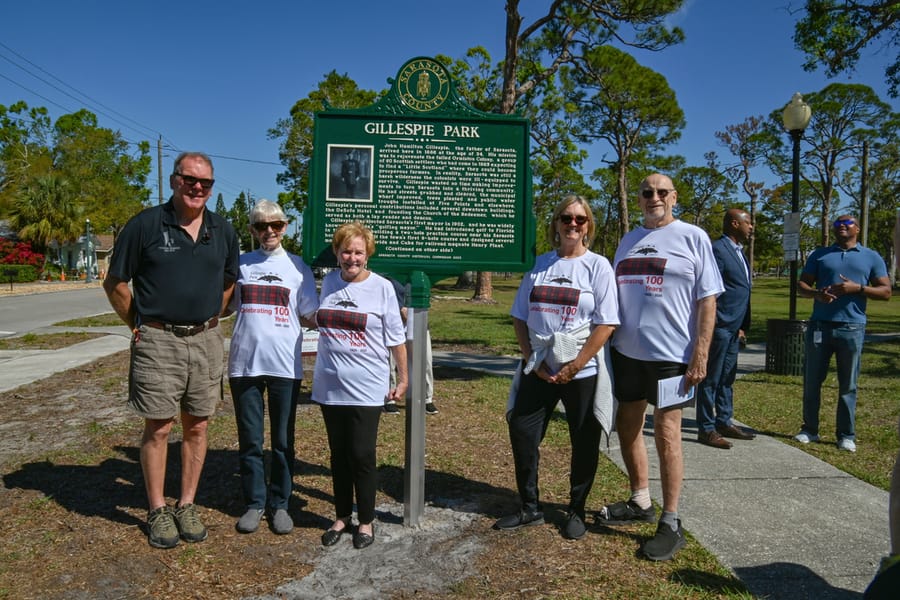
[175,173,215,190]
[833,219,856,228]
[252,221,287,232]
[558,214,589,225]
[641,188,672,199]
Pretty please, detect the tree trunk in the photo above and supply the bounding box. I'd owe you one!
[454,271,476,289]
[471,271,496,303]
[617,162,630,239]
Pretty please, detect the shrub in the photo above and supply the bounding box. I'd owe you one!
[0,238,45,268]
[0,264,39,283]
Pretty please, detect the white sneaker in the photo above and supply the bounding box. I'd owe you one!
[837,438,857,452]
[794,431,820,444]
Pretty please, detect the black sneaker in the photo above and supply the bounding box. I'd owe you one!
[383,401,400,414]
[562,511,586,540]
[596,500,656,525]
[642,519,686,561]
[493,509,544,530]
[424,402,438,415]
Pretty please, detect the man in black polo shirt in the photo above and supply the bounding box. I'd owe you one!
[104,151,239,549]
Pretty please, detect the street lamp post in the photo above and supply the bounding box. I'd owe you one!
[84,219,93,283]
[782,92,811,320]
[766,93,813,375]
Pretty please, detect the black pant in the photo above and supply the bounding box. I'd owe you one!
[507,372,601,516]
[320,404,382,524]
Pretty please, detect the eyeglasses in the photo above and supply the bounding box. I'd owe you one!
[641,188,673,199]
[175,172,215,190]
[252,221,287,232]
[558,214,589,225]
[833,219,856,228]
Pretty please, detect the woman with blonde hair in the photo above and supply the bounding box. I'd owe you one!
[495,195,619,540]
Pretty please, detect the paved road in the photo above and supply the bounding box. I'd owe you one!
[0,285,109,337]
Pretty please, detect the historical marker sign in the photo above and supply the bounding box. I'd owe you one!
[303,56,535,278]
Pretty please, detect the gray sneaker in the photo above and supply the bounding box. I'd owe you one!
[174,502,208,543]
[147,506,179,549]
[270,508,293,535]
[236,508,264,533]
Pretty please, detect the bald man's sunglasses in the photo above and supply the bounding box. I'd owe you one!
[641,188,672,199]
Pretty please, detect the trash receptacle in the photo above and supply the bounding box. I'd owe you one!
[765,319,807,376]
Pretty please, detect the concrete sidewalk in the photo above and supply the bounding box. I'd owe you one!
[433,342,888,599]
[0,326,131,394]
[0,332,889,597]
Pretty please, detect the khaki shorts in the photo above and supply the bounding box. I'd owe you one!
[128,324,224,419]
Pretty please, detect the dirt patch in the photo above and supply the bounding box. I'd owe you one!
[0,280,103,297]
[0,355,513,600]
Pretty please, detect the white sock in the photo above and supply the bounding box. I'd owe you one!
[630,488,651,510]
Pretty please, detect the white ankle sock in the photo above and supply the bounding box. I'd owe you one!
[630,488,651,510]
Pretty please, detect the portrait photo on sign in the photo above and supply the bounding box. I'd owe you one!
[326,145,373,202]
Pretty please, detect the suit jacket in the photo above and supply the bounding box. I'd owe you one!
[712,235,751,333]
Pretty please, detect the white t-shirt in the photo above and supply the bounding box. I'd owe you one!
[227,249,319,379]
[612,220,723,363]
[511,250,620,377]
[312,271,406,407]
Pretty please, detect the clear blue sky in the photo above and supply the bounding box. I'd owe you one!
[1,0,895,217]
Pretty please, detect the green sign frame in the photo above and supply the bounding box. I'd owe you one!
[303,57,535,280]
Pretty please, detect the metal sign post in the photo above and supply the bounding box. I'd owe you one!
[402,271,430,524]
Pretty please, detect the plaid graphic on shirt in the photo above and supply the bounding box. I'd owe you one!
[530,285,581,307]
[616,257,667,277]
[317,308,368,332]
[241,284,290,307]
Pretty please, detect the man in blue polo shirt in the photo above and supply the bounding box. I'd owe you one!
[104,151,239,548]
[794,214,890,452]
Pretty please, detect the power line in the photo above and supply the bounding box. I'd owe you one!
[0,72,72,114]
[0,43,284,196]
[0,42,178,148]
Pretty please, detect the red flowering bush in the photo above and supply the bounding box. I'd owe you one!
[0,238,45,267]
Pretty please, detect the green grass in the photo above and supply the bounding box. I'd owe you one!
[746,276,900,339]
[735,338,900,490]
[54,313,124,327]
[428,276,520,355]
[0,331,101,350]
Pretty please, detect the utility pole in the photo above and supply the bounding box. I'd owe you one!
[157,136,164,205]
[247,190,254,250]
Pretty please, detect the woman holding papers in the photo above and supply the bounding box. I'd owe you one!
[599,173,723,562]
[493,195,618,541]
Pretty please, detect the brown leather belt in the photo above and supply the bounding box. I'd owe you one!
[143,317,219,337]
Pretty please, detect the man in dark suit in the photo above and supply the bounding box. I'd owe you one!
[697,209,755,449]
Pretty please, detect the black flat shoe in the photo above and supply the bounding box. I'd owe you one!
[321,528,345,547]
[353,529,374,549]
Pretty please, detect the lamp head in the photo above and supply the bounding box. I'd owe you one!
[782,92,812,132]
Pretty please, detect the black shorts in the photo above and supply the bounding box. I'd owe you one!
[611,347,686,406]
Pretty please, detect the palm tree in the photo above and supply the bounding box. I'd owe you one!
[9,173,82,254]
